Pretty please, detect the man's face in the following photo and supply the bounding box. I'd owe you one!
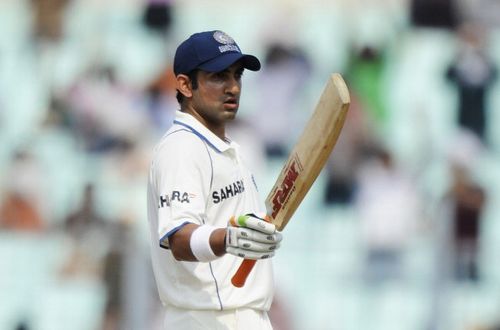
[189,62,244,128]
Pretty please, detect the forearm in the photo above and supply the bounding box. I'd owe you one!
[169,224,226,261]
[169,214,282,262]
[210,228,227,256]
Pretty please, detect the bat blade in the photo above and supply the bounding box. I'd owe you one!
[266,73,350,231]
[231,73,350,287]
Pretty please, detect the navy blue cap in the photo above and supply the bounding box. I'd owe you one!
[173,30,261,75]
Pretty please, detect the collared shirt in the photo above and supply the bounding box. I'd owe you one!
[147,110,274,311]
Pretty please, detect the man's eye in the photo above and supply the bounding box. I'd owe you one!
[215,72,226,79]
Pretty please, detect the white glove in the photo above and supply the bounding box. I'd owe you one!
[225,214,283,260]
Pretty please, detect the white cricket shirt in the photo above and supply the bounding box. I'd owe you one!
[147,111,275,311]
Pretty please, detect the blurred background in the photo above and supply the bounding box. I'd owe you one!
[1,0,500,329]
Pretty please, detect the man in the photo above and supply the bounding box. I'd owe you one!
[147,30,283,330]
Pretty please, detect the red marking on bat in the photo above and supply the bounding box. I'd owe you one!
[270,157,302,218]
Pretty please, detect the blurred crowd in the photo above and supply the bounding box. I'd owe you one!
[1,0,500,330]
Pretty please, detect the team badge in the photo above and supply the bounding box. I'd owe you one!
[213,31,235,45]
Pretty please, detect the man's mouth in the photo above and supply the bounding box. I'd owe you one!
[224,97,237,105]
[223,98,238,110]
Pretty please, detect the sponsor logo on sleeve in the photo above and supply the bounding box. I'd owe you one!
[158,194,171,208]
[158,191,195,208]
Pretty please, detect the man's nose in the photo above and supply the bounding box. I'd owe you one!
[226,77,241,95]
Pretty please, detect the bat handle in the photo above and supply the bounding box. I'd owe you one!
[231,259,257,287]
[231,214,272,287]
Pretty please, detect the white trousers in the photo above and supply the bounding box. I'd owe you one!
[163,305,273,330]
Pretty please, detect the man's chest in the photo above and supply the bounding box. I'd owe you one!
[208,152,259,208]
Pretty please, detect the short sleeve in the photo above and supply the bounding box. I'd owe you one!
[150,131,213,247]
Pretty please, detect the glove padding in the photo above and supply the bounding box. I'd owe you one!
[225,214,283,260]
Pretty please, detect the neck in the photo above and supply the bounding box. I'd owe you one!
[181,108,226,141]
[208,125,225,141]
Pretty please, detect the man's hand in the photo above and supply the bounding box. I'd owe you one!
[225,214,283,260]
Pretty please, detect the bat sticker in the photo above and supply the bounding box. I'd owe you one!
[269,153,303,219]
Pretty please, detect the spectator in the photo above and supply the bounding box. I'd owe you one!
[441,130,487,282]
[66,65,149,153]
[64,183,107,239]
[0,190,44,232]
[345,44,389,130]
[353,147,422,285]
[324,92,376,205]
[448,162,486,282]
[0,150,46,232]
[143,66,178,135]
[446,23,497,144]
[60,183,111,278]
[250,42,312,158]
[142,0,175,37]
[30,0,69,43]
[410,0,458,29]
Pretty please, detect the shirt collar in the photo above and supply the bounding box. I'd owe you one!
[173,111,238,153]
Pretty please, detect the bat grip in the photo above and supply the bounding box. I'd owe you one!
[231,214,272,288]
[231,259,257,287]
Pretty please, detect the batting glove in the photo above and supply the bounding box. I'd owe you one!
[225,214,283,260]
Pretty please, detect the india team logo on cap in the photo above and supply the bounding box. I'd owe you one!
[213,31,240,53]
[213,31,235,45]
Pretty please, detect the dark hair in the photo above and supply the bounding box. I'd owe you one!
[176,70,199,104]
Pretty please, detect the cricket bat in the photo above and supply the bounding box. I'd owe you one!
[231,73,351,287]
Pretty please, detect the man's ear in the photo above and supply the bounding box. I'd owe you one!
[176,74,193,98]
